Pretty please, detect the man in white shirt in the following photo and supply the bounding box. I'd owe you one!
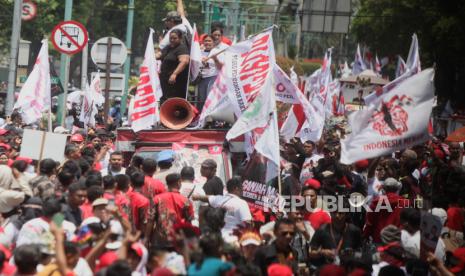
[159,0,193,50]
[179,166,206,227]
[299,141,323,184]
[101,151,126,177]
[400,208,421,258]
[193,176,252,243]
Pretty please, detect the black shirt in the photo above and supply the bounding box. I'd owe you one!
[254,242,299,276]
[203,176,224,195]
[62,203,83,227]
[309,223,362,266]
[160,43,189,78]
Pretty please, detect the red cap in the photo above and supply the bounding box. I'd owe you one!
[95,251,118,272]
[0,129,8,136]
[267,264,293,276]
[355,159,369,170]
[70,134,84,142]
[308,210,331,230]
[450,247,465,273]
[15,157,32,164]
[131,242,144,257]
[319,264,345,276]
[304,178,321,190]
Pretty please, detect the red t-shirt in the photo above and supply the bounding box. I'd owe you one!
[114,190,130,219]
[80,201,93,219]
[143,176,166,199]
[303,209,331,230]
[447,206,464,232]
[127,190,149,231]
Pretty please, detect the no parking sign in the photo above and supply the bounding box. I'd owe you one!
[51,20,88,55]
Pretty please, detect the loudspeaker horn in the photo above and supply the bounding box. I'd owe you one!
[160,97,195,130]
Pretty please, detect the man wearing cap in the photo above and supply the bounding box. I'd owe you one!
[159,0,193,50]
[201,159,223,195]
[101,151,126,177]
[154,150,177,186]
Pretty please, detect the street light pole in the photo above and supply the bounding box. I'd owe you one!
[5,0,23,116]
[203,0,211,34]
[121,0,135,117]
[57,0,73,126]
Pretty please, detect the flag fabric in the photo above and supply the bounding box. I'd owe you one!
[325,80,344,117]
[365,34,421,106]
[14,39,51,124]
[189,24,202,81]
[223,27,275,116]
[375,55,382,75]
[352,44,366,75]
[340,68,435,164]
[395,56,406,78]
[341,61,352,78]
[290,66,299,87]
[80,74,104,127]
[130,29,163,132]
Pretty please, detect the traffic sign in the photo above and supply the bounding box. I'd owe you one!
[22,1,37,21]
[51,20,88,55]
[91,37,128,70]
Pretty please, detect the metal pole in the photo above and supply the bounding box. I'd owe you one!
[57,0,73,126]
[204,0,210,34]
[120,0,134,117]
[295,0,303,60]
[104,38,112,123]
[81,35,88,90]
[6,0,23,116]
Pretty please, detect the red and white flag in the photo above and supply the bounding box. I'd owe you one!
[340,68,434,164]
[130,29,163,132]
[189,24,202,81]
[80,73,105,128]
[14,39,51,124]
[325,80,344,117]
[352,44,366,75]
[365,34,421,106]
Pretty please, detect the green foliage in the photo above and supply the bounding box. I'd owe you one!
[299,62,321,76]
[351,0,465,104]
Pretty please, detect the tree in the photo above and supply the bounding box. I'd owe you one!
[351,0,465,106]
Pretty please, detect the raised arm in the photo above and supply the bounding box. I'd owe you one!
[177,0,186,18]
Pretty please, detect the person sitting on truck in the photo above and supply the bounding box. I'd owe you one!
[154,150,176,186]
[201,159,224,196]
[142,158,166,198]
[101,151,126,177]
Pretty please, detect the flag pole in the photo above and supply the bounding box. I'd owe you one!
[185,24,196,100]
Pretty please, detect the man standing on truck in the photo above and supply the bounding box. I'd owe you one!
[154,150,177,186]
[201,159,224,195]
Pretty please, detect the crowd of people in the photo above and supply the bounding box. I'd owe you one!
[1,1,465,276]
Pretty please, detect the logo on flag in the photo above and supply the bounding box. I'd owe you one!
[370,95,413,137]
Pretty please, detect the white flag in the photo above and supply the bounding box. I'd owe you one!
[375,55,382,75]
[226,74,274,141]
[352,44,366,75]
[395,56,406,78]
[79,80,96,127]
[130,28,163,132]
[189,24,202,81]
[14,39,51,124]
[365,34,422,106]
[89,73,105,105]
[340,68,434,164]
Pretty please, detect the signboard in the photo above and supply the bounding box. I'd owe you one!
[20,129,68,163]
[302,0,352,34]
[22,1,37,21]
[91,37,127,70]
[51,20,88,55]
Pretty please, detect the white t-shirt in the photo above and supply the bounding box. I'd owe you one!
[16,217,76,247]
[401,229,420,258]
[299,154,323,183]
[159,17,193,50]
[200,43,228,78]
[74,258,93,276]
[209,193,252,242]
[101,167,126,177]
[180,181,206,227]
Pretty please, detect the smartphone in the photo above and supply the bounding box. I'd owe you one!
[52,213,64,227]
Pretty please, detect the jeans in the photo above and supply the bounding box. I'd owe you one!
[197,76,217,111]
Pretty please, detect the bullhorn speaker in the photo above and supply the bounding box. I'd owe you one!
[160,97,195,129]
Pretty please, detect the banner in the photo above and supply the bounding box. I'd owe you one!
[14,39,51,124]
[241,151,280,210]
[223,27,275,116]
[340,69,435,164]
[131,29,163,132]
